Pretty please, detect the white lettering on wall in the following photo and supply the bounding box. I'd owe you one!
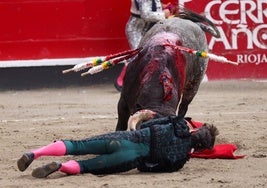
[202,0,267,64]
[237,54,267,65]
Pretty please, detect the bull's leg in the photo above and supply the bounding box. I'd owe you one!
[178,98,191,118]
[177,81,200,117]
[115,96,130,131]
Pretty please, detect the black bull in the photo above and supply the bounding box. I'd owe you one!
[116,18,208,131]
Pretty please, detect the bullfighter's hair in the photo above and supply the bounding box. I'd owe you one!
[191,123,219,150]
[204,123,220,137]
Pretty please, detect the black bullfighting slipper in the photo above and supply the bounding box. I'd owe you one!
[32,161,61,178]
[17,152,34,172]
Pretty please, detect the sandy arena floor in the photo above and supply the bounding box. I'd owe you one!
[0,80,267,188]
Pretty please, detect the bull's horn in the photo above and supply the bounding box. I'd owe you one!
[128,109,156,131]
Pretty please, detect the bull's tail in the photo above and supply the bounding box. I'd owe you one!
[175,5,220,38]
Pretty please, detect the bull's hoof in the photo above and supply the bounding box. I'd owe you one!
[114,81,122,92]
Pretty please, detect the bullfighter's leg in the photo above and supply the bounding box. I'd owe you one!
[30,129,150,177]
[116,96,130,131]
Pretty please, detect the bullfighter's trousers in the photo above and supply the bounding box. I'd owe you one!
[63,128,151,174]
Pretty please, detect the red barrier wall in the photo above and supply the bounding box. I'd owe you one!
[0,0,130,60]
[0,0,266,79]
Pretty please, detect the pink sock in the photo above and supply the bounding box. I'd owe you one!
[32,141,66,159]
[59,160,80,175]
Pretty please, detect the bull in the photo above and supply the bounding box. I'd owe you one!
[116,17,208,131]
[62,9,234,132]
